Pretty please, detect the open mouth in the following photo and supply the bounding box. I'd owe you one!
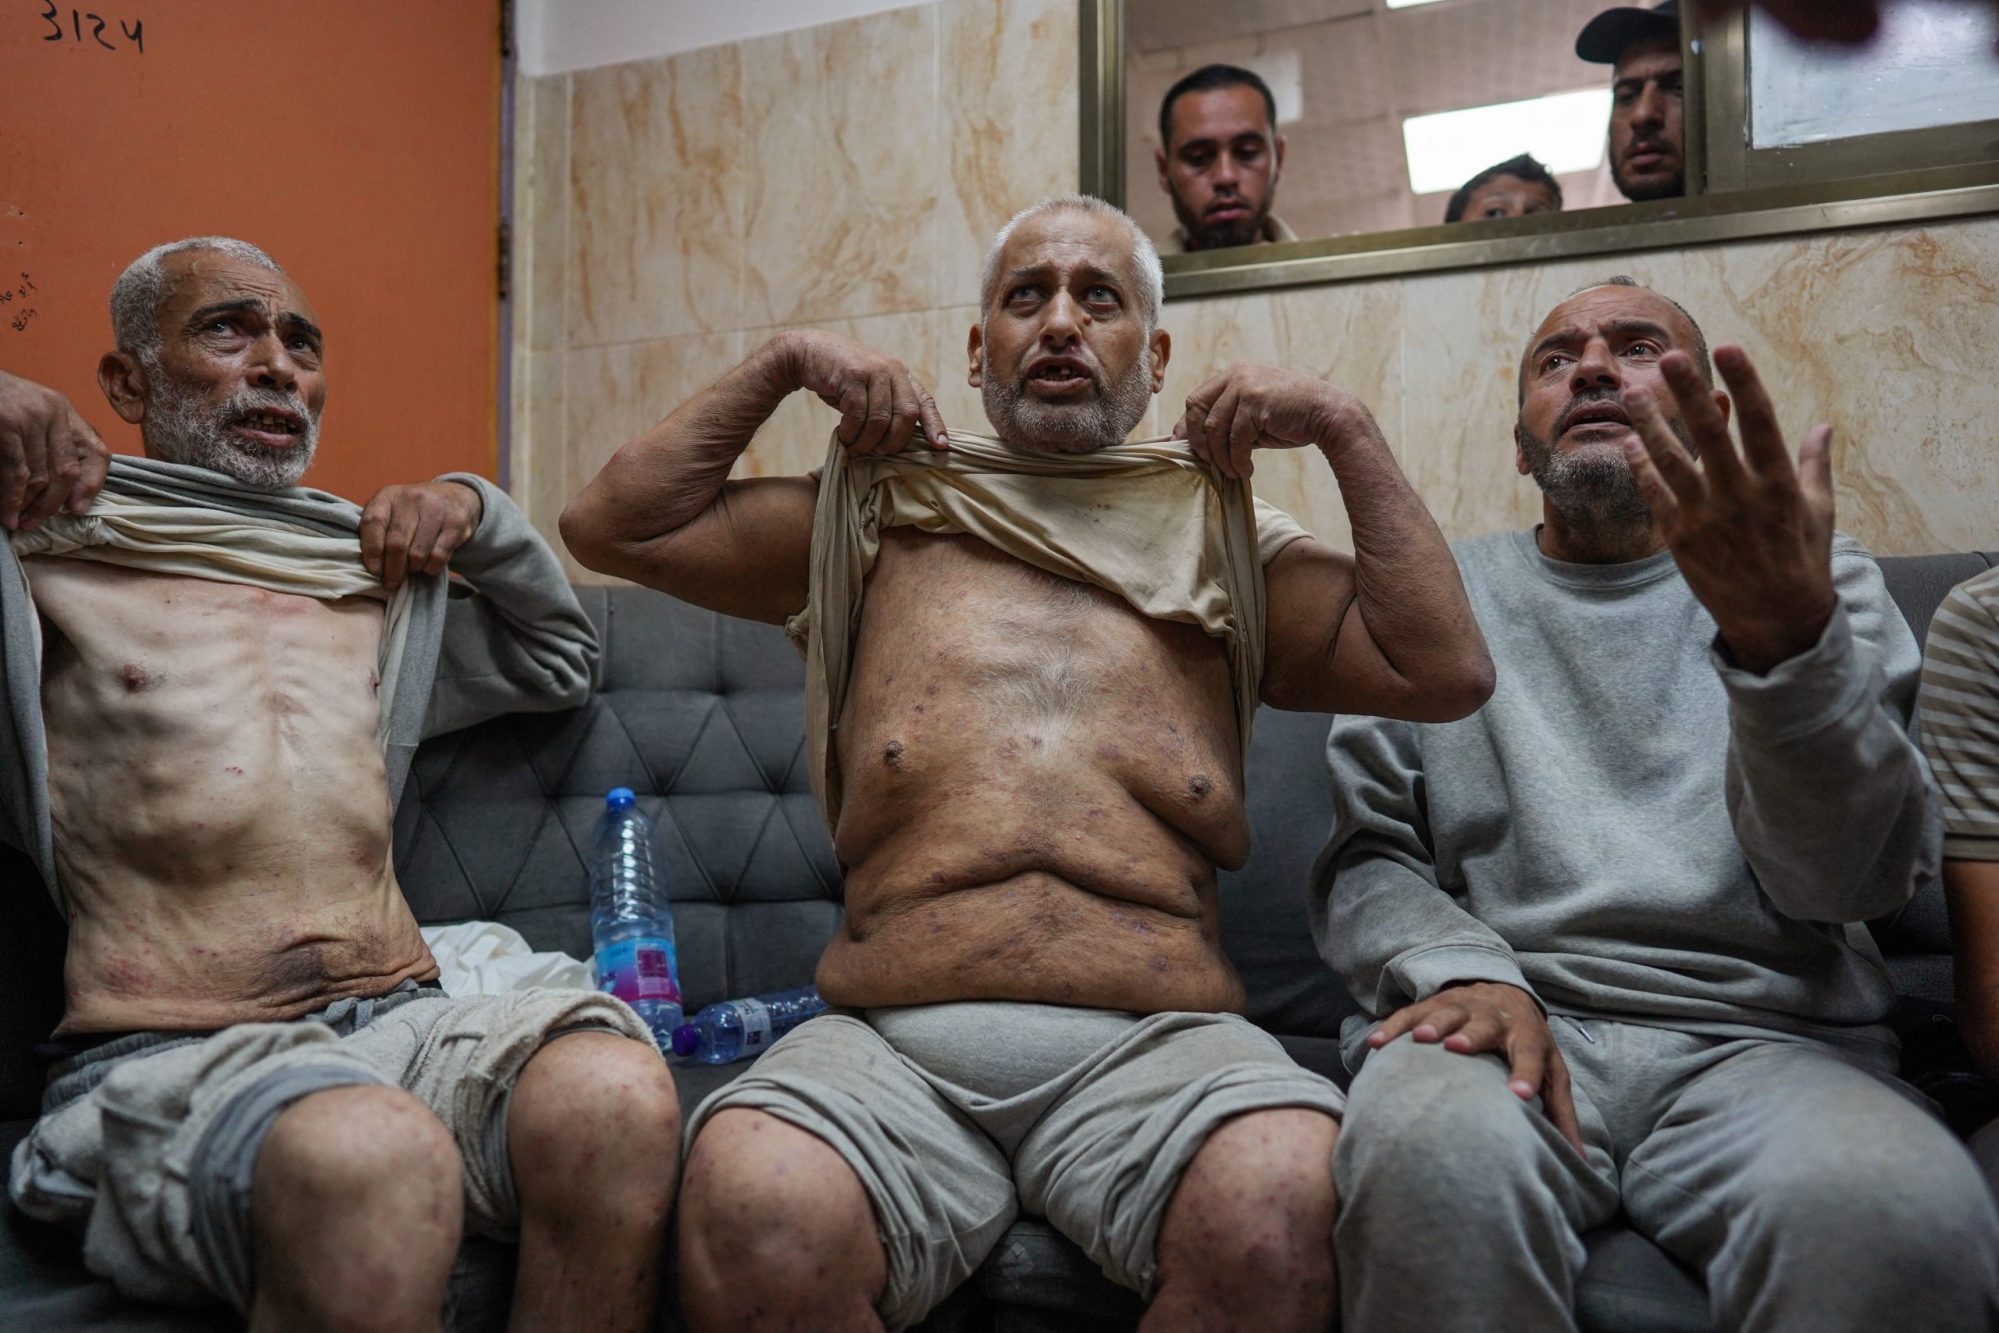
[1561,399,1632,435]
[1024,358,1096,397]
[231,408,306,447]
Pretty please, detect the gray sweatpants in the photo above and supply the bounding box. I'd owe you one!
[686,1002,1346,1331]
[1334,1017,1999,1332]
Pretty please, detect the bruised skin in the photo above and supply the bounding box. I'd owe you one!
[820,530,1251,1014]
[27,557,434,1035]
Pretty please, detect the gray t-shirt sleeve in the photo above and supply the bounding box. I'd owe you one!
[1314,711,1536,1018]
[420,473,601,739]
[1716,538,1940,924]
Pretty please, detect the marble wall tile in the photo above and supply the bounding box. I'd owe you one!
[1159,281,1406,551]
[560,331,750,582]
[513,347,570,558]
[930,304,995,438]
[733,310,950,481]
[740,6,943,328]
[937,0,1082,309]
[517,74,570,354]
[568,44,744,347]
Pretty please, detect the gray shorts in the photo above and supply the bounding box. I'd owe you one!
[685,1002,1346,1331]
[8,980,654,1312]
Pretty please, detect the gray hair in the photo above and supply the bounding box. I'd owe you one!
[110,237,284,362]
[978,195,1163,333]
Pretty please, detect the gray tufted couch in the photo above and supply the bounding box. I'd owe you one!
[2,551,1993,1332]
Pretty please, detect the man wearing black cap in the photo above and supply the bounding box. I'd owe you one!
[1578,0,1685,202]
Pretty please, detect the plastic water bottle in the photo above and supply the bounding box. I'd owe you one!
[670,986,827,1064]
[587,788,683,1049]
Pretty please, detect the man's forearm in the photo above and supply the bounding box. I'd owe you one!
[560,334,797,564]
[1317,403,1492,712]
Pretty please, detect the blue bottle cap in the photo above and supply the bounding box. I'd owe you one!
[670,1024,700,1057]
[605,787,636,811]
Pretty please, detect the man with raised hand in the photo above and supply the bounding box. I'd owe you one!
[1319,276,1999,1331]
[562,193,1493,1333]
[3,237,679,1333]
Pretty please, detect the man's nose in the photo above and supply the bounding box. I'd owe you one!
[1571,339,1620,388]
[1210,153,1241,189]
[1632,82,1666,131]
[1040,291,1083,344]
[248,334,300,390]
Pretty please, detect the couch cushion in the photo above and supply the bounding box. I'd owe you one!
[394,588,839,1011]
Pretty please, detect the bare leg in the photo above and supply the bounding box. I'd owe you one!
[248,1084,463,1333]
[1143,1108,1340,1333]
[678,1108,888,1333]
[505,1032,681,1333]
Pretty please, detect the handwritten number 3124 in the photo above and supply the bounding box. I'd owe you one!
[40,3,144,54]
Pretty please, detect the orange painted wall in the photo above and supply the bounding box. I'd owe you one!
[0,1,502,504]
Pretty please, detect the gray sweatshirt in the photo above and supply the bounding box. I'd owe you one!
[0,458,599,907]
[1314,529,1939,1064]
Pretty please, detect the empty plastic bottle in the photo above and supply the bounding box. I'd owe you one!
[670,985,827,1064]
[588,787,683,1049]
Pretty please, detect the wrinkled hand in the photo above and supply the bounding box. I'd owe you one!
[1369,981,1583,1153]
[1620,345,1837,674]
[780,329,947,458]
[1173,361,1383,479]
[0,370,110,531]
[359,480,484,590]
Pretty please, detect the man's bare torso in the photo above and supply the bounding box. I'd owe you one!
[821,530,1251,1015]
[27,557,433,1035]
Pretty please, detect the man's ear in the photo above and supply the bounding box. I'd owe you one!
[1148,328,1171,393]
[1512,422,1531,477]
[1155,145,1171,194]
[966,323,983,389]
[97,351,147,425]
[1714,389,1732,428]
[1274,132,1288,177]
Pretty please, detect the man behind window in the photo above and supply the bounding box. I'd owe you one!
[1153,64,1297,254]
[1578,0,1686,202]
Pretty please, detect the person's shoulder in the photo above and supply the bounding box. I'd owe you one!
[1932,565,1999,652]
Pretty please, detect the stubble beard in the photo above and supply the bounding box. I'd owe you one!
[1515,397,1695,540]
[1173,193,1268,251]
[981,345,1154,454]
[142,368,320,491]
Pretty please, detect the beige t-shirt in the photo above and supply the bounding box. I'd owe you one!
[788,429,1309,825]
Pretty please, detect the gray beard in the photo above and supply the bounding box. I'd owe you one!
[981,346,1153,454]
[1516,428,1655,537]
[143,372,319,491]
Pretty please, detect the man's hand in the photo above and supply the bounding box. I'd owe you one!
[1621,345,1837,674]
[1368,981,1584,1152]
[778,329,947,458]
[1173,361,1384,479]
[0,370,110,532]
[359,480,484,590]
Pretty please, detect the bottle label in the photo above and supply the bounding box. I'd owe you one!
[595,937,681,1005]
[737,997,774,1054]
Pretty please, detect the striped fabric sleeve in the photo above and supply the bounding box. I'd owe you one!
[1920,566,1999,861]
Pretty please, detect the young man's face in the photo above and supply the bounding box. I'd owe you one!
[1458,174,1562,222]
[968,209,1168,454]
[1155,86,1286,250]
[1609,39,1686,202]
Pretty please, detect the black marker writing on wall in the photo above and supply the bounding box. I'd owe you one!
[6,274,37,335]
[39,3,143,54]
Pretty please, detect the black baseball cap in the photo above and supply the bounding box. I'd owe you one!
[1575,0,1680,64]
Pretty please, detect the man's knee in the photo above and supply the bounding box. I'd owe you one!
[680,1109,883,1289]
[1340,1037,1548,1183]
[255,1083,461,1216]
[1157,1108,1339,1298]
[513,1032,681,1170]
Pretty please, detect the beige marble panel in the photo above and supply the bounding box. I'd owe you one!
[517,74,570,354]
[740,7,943,328]
[733,310,948,481]
[568,45,744,347]
[1158,281,1405,552]
[930,304,995,439]
[937,0,1082,309]
[512,347,569,561]
[1396,217,1999,555]
[561,332,750,583]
